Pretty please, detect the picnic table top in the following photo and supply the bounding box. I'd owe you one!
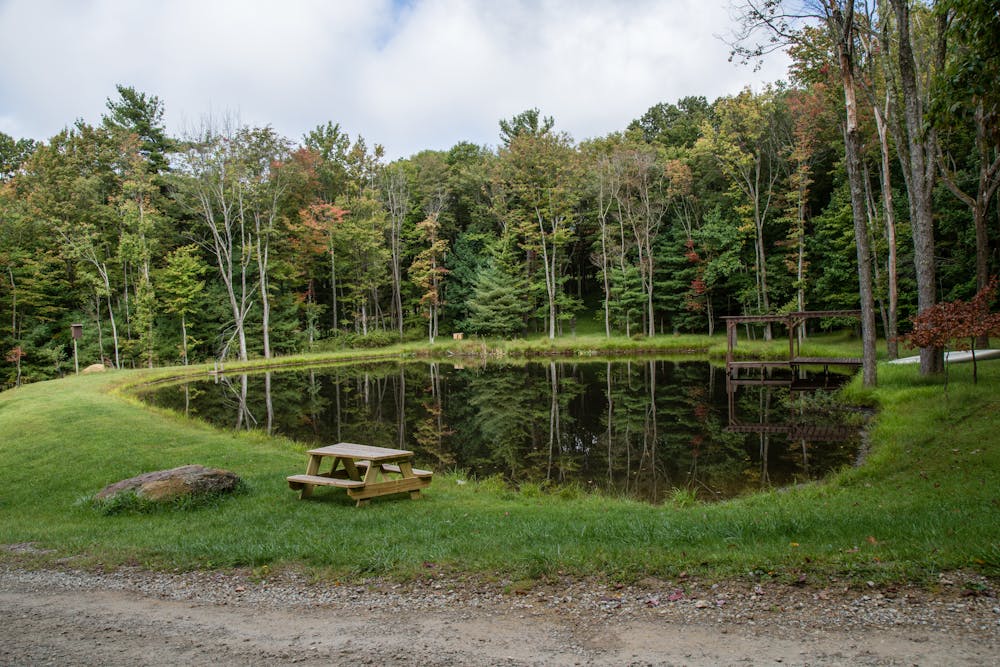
[306,442,414,461]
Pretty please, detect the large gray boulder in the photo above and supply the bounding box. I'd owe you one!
[96,465,241,502]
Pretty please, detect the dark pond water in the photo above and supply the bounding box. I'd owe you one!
[139,359,861,503]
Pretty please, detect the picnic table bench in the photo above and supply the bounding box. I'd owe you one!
[287,442,432,506]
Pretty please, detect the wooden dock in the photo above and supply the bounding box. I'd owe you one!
[723,311,864,427]
[722,311,863,380]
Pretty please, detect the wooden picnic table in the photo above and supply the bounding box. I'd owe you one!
[287,442,432,506]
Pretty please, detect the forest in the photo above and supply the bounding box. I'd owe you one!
[0,0,997,389]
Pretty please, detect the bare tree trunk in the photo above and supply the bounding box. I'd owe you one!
[833,0,878,386]
[7,265,16,344]
[382,168,408,339]
[180,313,189,365]
[7,267,20,386]
[890,0,942,374]
[101,267,121,370]
[874,102,900,358]
[595,160,616,338]
[93,289,105,364]
[330,245,339,331]
[254,202,278,360]
[536,209,560,339]
[753,177,773,340]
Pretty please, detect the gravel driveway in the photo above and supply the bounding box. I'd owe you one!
[1,552,998,666]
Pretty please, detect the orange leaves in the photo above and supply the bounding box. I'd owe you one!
[905,276,1000,350]
[292,203,350,256]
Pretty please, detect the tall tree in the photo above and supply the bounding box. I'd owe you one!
[499,108,555,147]
[409,193,449,343]
[886,0,944,374]
[303,121,351,202]
[22,123,126,368]
[103,84,171,176]
[297,202,349,330]
[783,84,835,327]
[240,126,293,360]
[584,142,624,337]
[611,144,672,336]
[159,244,207,365]
[175,118,256,361]
[698,85,790,339]
[466,233,531,337]
[730,0,879,385]
[500,130,582,339]
[381,164,409,338]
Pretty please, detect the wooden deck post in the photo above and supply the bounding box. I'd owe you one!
[788,315,795,364]
[726,319,736,367]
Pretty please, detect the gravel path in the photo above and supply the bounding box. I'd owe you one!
[1,549,998,666]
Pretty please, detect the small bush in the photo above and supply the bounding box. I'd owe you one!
[668,487,699,508]
[474,474,510,495]
[518,481,545,498]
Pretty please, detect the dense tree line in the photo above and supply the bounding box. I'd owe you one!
[1,0,997,388]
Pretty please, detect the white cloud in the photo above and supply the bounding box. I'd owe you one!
[0,0,790,158]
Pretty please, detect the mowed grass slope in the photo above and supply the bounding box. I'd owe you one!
[0,348,998,583]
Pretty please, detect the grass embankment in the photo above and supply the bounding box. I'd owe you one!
[1,336,997,585]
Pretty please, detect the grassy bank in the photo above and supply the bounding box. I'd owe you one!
[1,337,997,585]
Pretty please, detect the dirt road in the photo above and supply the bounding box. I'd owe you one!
[2,561,998,666]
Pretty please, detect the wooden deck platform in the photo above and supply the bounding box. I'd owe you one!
[792,356,863,366]
[723,311,864,382]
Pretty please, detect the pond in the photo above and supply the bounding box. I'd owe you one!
[139,359,861,503]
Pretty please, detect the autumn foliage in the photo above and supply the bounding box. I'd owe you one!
[904,277,1000,383]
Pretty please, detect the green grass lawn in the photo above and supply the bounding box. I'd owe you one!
[1,336,997,585]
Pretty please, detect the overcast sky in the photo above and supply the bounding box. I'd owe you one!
[0,0,790,159]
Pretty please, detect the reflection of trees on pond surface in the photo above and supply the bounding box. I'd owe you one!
[143,360,859,503]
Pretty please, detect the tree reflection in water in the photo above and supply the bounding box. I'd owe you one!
[143,360,859,503]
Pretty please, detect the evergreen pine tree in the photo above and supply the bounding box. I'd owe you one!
[465,234,530,337]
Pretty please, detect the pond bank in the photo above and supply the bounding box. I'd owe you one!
[0,337,997,585]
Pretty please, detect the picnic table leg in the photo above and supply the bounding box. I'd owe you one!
[351,461,383,507]
[342,458,362,481]
[300,454,323,499]
[398,460,422,500]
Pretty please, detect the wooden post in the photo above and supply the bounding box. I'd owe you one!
[726,319,736,367]
[788,316,795,362]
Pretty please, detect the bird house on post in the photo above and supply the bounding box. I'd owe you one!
[71,323,83,374]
